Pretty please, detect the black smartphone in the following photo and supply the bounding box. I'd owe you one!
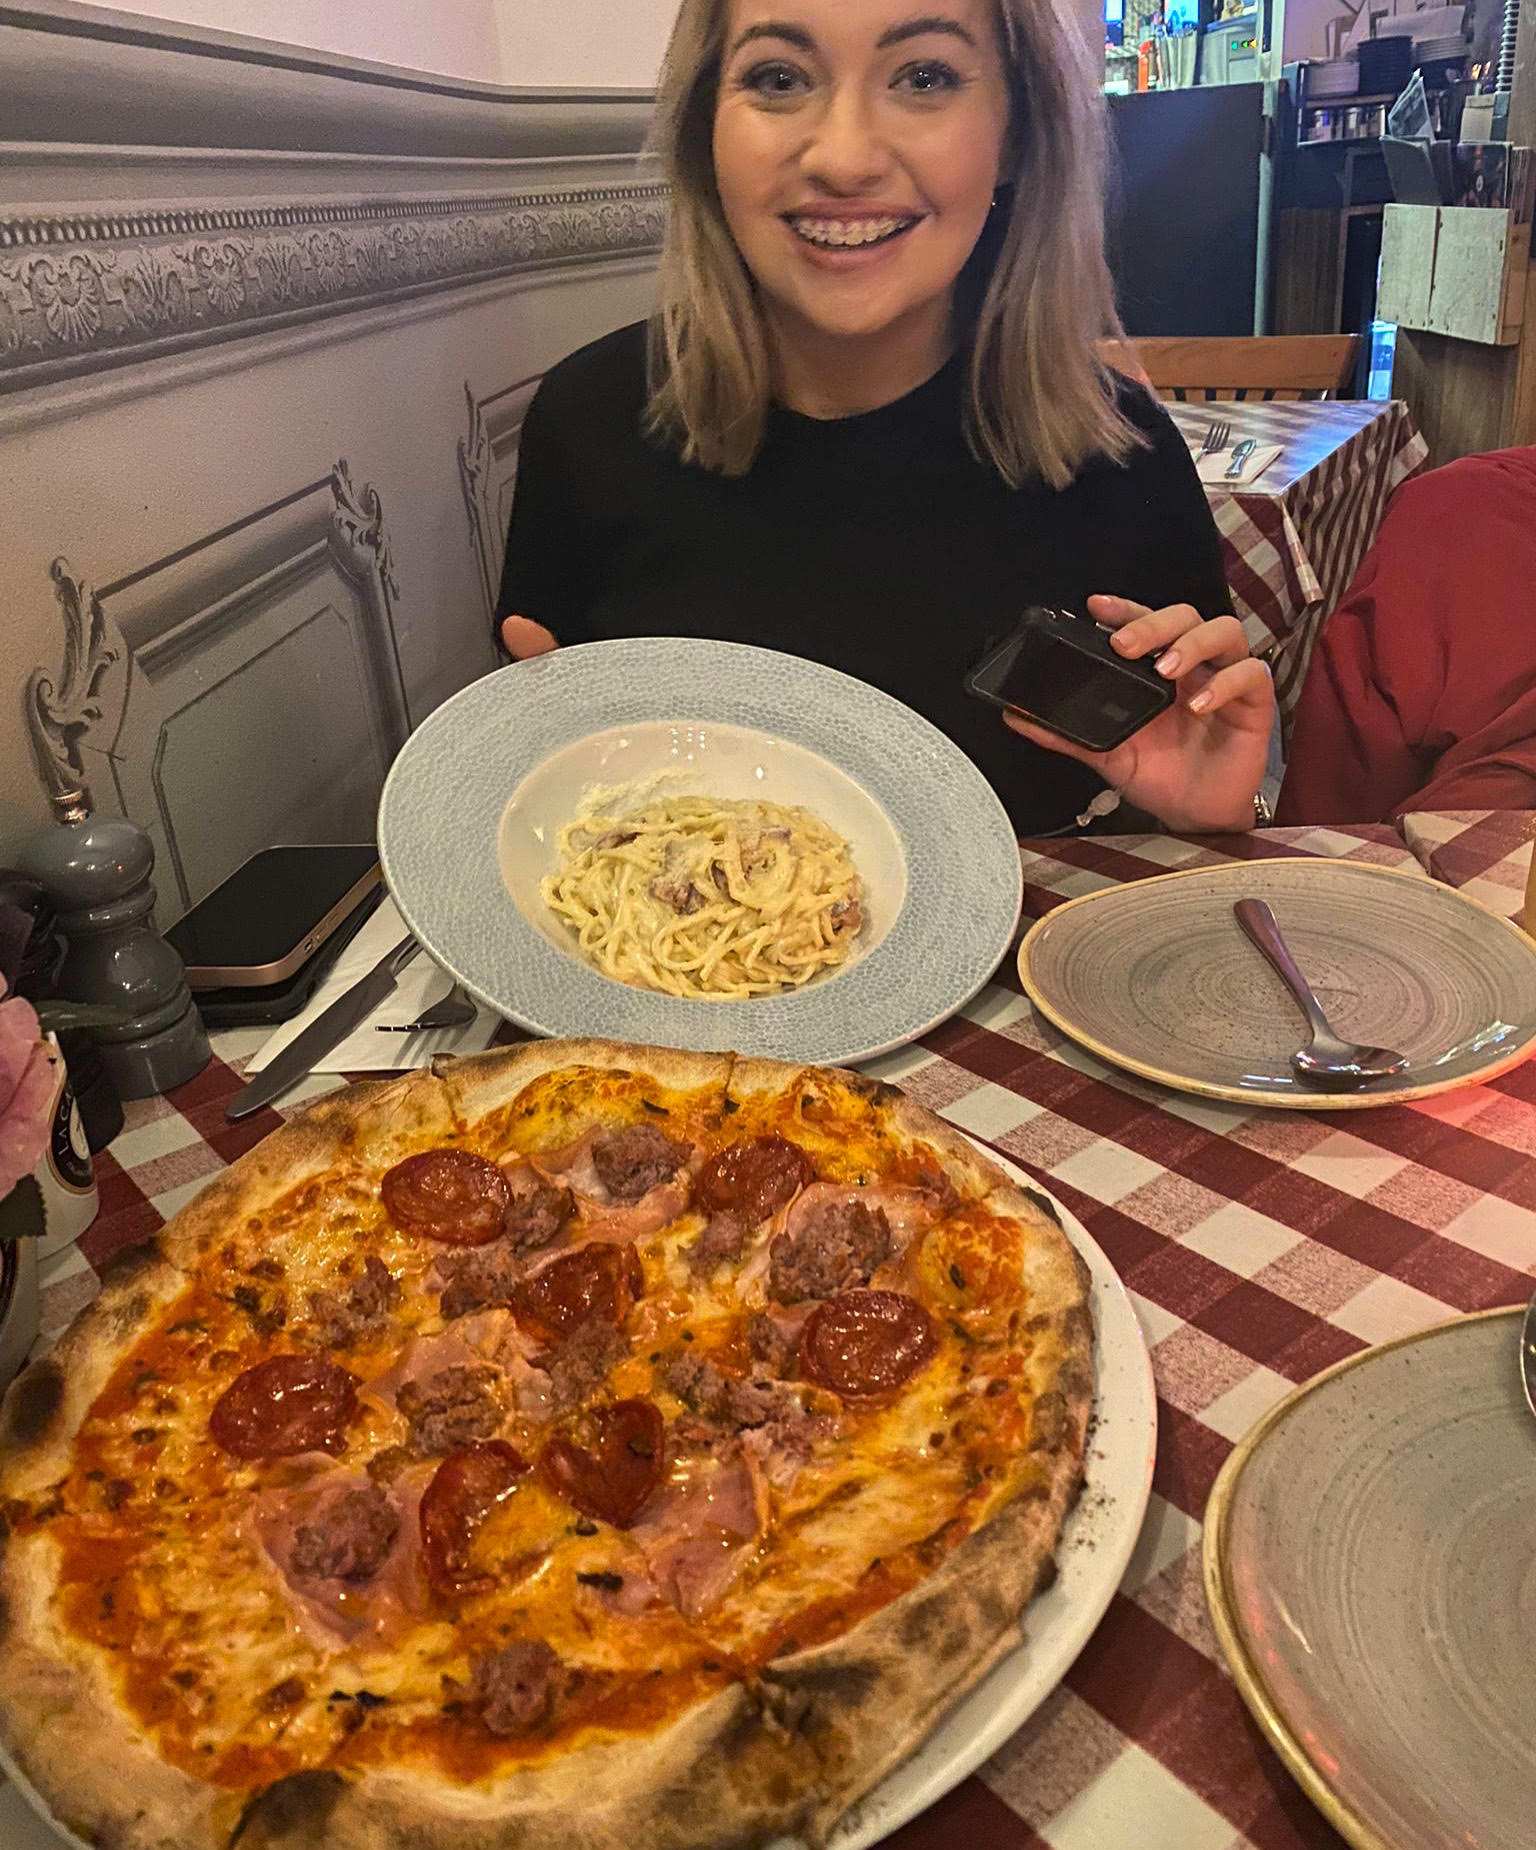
[165,845,382,990]
[964,606,1175,751]
[191,887,384,1026]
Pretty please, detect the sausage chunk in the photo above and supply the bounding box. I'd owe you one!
[504,1176,574,1254]
[470,1641,571,1735]
[664,1352,808,1437]
[685,1211,749,1278]
[747,1312,797,1376]
[438,1245,521,1322]
[545,1320,628,1412]
[398,1365,507,1456]
[768,1199,892,1305]
[289,1486,399,1582]
[591,1124,691,1202]
[309,1256,399,1347]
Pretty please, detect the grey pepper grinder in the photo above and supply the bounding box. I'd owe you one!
[20,788,209,1100]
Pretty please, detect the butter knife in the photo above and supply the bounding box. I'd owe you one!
[226,936,421,1122]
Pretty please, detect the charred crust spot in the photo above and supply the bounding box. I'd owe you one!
[230,1770,349,1847]
[261,1678,306,1712]
[1029,1389,1068,1452]
[641,1099,667,1115]
[2,1360,65,1448]
[97,1237,164,1290]
[1023,1187,1063,1228]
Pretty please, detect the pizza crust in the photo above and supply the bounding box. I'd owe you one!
[431,1042,734,1127]
[0,1242,190,1496]
[290,1682,819,1850]
[154,1071,460,1272]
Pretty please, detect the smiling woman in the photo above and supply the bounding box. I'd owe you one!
[496,0,1275,838]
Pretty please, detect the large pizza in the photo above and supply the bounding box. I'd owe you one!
[0,1041,1093,1850]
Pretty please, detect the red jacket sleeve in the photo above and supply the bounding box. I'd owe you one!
[1278,447,1536,823]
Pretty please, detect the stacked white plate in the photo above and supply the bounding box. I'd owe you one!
[1308,58,1359,97]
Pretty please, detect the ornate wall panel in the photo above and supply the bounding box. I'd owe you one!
[48,465,409,919]
[1,7,664,879]
[459,372,541,615]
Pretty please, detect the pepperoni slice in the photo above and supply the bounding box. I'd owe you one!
[513,1243,643,1343]
[419,1441,531,1595]
[381,1149,509,1246]
[799,1291,938,1401]
[208,1355,359,1459]
[540,1399,664,1529]
[695,1135,814,1224]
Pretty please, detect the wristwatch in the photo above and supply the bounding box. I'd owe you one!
[1253,790,1274,828]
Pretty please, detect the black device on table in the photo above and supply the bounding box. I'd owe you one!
[964,606,1176,752]
[166,844,383,1025]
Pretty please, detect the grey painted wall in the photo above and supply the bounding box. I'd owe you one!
[0,4,663,914]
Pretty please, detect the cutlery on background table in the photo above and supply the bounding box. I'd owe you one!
[1233,898,1408,1090]
[1521,1289,1536,1419]
[1200,417,1232,456]
[375,983,476,1033]
[1224,438,1258,480]
[226,935,421,1121]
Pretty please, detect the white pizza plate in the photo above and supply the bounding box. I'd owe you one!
[0,1153,1155,1850]
[377,639,1024,1068]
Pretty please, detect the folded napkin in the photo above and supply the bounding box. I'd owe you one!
[244,896,499,1075]
[1196,442,1283,488]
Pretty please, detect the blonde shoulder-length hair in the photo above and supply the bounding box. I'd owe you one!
[644,0,1139,490]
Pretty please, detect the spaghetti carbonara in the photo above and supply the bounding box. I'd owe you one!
[541,795,864,1000]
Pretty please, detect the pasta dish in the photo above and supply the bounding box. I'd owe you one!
[541,795,864,999]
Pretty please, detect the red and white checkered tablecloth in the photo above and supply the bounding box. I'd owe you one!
[25,810,1536,1850]
[1168,402,1428,732]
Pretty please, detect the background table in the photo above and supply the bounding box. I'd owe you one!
[1168,401,1428,731]
[17,810,1535,1850]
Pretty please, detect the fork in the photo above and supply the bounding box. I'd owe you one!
[1200,417,1232,456]
[375,983,476,1033]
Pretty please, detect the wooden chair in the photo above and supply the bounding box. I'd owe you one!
[1096,334,1361,402]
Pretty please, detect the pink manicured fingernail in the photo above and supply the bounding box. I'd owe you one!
[1156,650,1180,677]
[1110,629,1134,652]
[1188,690,1212,713]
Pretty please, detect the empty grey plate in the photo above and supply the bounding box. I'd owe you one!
[378,639,1022,1067]
[1017,858,1536,1108]
[1204,1308,1536,1850]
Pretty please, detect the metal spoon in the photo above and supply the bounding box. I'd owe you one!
[1234,899,1409,1090]
[1520,1289,1536,1420]
[1224,438,1258,480]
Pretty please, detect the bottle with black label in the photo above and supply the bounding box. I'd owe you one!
[33,1035,98,1260]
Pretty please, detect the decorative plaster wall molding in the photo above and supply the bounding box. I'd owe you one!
[0,182,669,394]
[25,558,121,809]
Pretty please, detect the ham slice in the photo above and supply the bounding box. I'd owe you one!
[780,1182,936,1251]
[631,1445,766,1620]
[251,1467,429,1649]
[525,1131,691,1245]
[360,1314,525,1416]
